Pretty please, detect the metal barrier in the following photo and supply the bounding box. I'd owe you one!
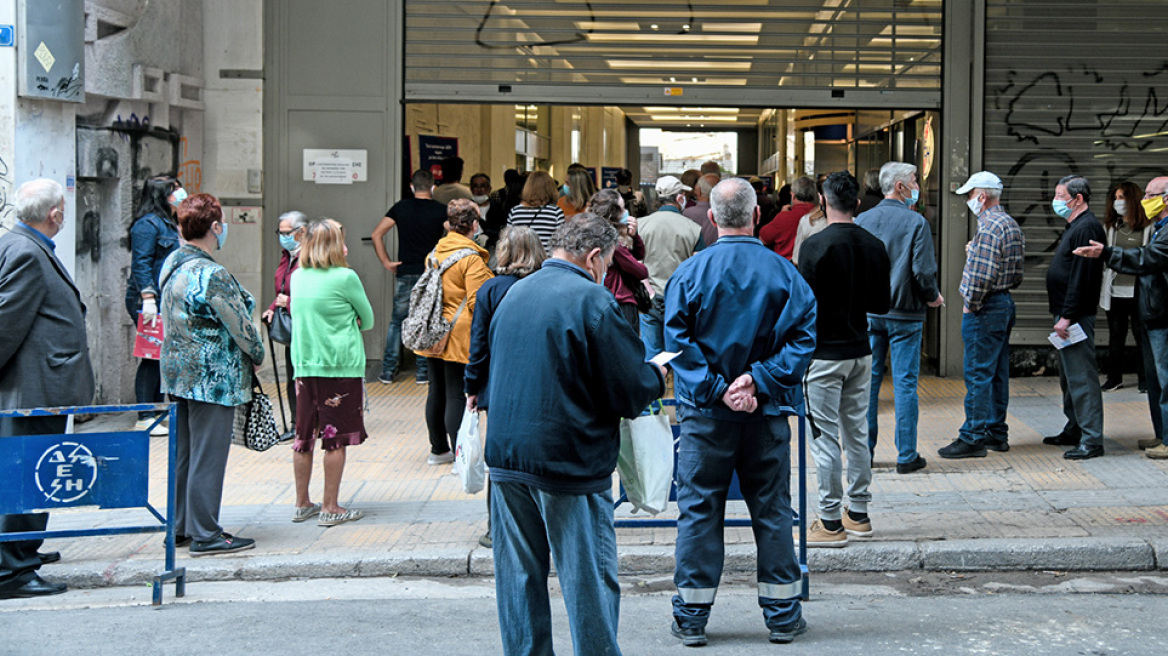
[615,399,810,599]
[0,403,186,605]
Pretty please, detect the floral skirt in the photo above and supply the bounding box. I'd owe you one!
[293,377,367,452]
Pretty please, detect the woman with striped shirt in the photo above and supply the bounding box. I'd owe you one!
[507,170,565,251]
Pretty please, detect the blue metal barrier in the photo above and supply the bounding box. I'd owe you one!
[615,399,810,599]
[0,403,186,605]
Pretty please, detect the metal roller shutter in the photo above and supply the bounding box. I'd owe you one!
[983,0,1168,343]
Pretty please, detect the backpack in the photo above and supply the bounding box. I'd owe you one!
[401,248,478,357]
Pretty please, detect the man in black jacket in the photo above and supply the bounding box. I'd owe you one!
[1075,175,1168,460]
[1044,175,1106,460]
[484,214,665,655]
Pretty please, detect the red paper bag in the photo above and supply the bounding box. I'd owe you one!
[133,313,164,360]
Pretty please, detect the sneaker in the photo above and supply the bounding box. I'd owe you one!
[415,378,429,385]
[1042,432,1080,446]
[1064,444,1104,460]
[427,451,454,465]
[670,621,707,647]
[189,532,256,557]
[841,513,873,537]
[982,436,1009,452]
[318,508,364,527]
[938,438,987,459]
[1101,379,1124,392]
[896,455,927,474]
[1145,444,1168,460]
[768,617,808,644]
[292,502,322,523]
[134,418,169,437]
[377,373,396,384]
[1138,437,1162,450]
[805,520,847,548]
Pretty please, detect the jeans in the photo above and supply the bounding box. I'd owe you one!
[805,356,873,519]
[639,295,666,358]
[381,274,428,381]
[134,358,165,421]
[1105,297,1146,386]
[1055,314,1104,447]
[673,406,803,632]
[958,292,1015,445]
[1144,327,1168,447]
[867,317,924,464]
[425,358,466,455]
[491,481,621,656]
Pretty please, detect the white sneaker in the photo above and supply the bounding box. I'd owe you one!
[134,418,169,437]
[426,451,454,465]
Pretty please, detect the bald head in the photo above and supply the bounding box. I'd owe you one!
[710,177,758,230]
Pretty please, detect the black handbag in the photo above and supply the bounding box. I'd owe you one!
[232,374,282,452]
[625,274,654,313]
[268,307,292,345]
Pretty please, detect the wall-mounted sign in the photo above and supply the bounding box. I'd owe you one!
[303,149,367,184]
[0,25,14,48]
[664,87,683,97]
[418,135,458,182]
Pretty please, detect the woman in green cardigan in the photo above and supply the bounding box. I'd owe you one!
[290,218,375,527]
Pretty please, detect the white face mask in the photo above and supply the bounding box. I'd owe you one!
[677,195,687,211]
[966,194,985,216]
[472,194,489,205]
[1113,199,1127,215]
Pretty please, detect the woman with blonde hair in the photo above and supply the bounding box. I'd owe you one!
[507,170,565,250]
[290,218,375,527]
[422,199,494,465]
[557,166,597,219]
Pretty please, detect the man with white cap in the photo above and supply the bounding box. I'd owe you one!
[638,175,704,357]
[939,171,1026,459]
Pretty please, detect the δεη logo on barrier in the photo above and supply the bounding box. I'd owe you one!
[35,441,99,503]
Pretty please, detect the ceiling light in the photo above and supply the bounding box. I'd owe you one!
[608,60,753,71]
[583,33,758,45]
[650,24,659,29]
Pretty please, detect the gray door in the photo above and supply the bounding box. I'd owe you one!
[264,0,403,368]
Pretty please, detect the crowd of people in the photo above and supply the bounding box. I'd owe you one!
[3,157,1168,655]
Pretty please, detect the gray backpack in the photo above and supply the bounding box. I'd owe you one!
[401,248,477,356]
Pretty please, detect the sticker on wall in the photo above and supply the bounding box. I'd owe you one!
[230,207,262,224]
[0,25,14,48]
[33,41,54,72]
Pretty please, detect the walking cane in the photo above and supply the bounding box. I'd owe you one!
[267,325,294,441]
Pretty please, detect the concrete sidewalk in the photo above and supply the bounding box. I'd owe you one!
[40,372,1168,590]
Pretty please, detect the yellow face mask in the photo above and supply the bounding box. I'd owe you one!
[1143,194,1167,219]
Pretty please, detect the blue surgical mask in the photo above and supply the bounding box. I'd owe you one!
[906,187,920,207]
[170,188,188,206]
[619,209,630,224]
[279,234,298,252]
[561,183,570,196]
[1052,199,1072,219]
[216,221,228,250]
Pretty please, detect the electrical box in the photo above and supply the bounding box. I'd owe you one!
[18,0,85,103]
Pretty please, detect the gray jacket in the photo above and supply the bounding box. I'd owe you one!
[0,223,96,410]
[856,199,941,320]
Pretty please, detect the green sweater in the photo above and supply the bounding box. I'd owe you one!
[290,266,375,378]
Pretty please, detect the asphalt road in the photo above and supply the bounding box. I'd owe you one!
[3,572,1167,655]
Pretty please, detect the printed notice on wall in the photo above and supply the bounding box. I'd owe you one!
[303,149,367,184]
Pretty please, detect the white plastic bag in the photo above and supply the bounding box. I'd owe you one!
[616,410,674,514]
[455,409,486,494]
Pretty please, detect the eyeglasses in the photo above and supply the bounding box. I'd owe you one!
[276,229,296,236]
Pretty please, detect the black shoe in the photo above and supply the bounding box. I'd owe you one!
[769,617,808,644]
[896,455,927,474]
[277,429,296,444]
[0,574,67,600]
[982,436,1009,452]
[478,532,492,549]
[1042,432,1080,446]
[938,438,987,459]
[189,532,256,557]
[37,551,60,565]
[671,621,707,647]
[1101,379,1124,392]
[1064,445,1104,460]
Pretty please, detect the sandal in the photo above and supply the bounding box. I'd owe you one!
[318,508,364,527]
[292,502,322,523]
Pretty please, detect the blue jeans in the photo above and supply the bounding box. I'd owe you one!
[639,295,665,358]
[1056,314,1104,447]
[492,481,621,656]
[867,317,924,464]
[673,406,803,632]
[380,274,428,380]
[1144,327,1168,446]
[958,293,1015,445]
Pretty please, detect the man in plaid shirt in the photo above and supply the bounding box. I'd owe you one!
[939,171,1026,459]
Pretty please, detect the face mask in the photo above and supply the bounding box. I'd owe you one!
[966,195,984,216]
[1113,199,1127,215]
[215,221,228,250]
[619,209,630,225]
[561,184,570,196]
[472,194,489,205]
[677,195,687,211]
[1052,199,1073,219]
[170,188,188,206]
[1142,195,1167,219]
[906,187,920,207]
[279,234,299,252]
[591,254,607,286]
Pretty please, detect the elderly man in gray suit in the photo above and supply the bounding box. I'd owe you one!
[0,179,95,600]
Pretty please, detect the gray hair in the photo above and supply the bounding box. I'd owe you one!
[279,210,310,230]
[709,177,757,229]
[972,187,1002,201]
[879,162,917,195]
[549,212,618,258]
[791,175,818,203]
[864,168,881,194]
[1058,175,1091,203]
[15,178,65,225]
[697,174,719,198]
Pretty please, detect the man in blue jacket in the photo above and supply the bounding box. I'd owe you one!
[484,214,666,656]
[666,177,818,647]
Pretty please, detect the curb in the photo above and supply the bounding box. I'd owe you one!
[47,537,1162,590]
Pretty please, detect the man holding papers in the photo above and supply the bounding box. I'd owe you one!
[1044,175,1107,460]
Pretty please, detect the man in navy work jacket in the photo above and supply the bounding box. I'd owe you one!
[665,176,818,647]
[484,213,666,656]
